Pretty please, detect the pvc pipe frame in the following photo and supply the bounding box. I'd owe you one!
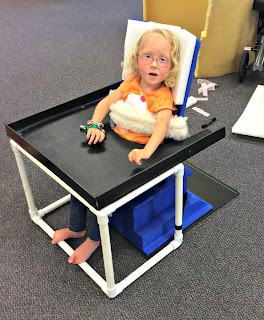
[10,139,184,298]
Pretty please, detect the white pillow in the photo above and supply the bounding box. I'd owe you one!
[232,85,264,139]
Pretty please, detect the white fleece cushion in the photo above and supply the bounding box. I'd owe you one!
[122,19,197,105]
[110,100,189,140]
[232,85,264,139]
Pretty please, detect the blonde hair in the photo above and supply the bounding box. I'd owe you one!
[122,28,180,88]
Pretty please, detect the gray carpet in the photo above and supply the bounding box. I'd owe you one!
[1,1,263,319]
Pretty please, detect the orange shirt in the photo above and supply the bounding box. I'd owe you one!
[114,77,176,144]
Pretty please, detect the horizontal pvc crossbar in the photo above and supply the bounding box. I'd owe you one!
[33,217,108,291]
[118,238,182,290]
[38,194,71,217]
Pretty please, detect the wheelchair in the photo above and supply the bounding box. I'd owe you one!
[238,0,264,83]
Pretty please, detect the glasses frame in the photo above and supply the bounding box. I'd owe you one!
[137,54,171,67]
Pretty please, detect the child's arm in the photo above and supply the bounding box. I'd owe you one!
[86,87,122,144]
[128,108,172,165]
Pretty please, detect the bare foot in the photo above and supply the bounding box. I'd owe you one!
[51,228,86,244]
[68,238,100,264]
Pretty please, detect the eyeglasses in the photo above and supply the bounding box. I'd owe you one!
[138,54,171,67]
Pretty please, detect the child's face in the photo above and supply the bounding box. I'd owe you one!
[134,33,172,92]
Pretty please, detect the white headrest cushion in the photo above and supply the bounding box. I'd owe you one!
[123,20,196,105]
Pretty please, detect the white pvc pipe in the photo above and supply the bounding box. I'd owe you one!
[11,140,38,219]
[33,217,107,291]
[38,194,71,217]
[98,223,117,298]
[119,239,182,290]
[175,164,184,239]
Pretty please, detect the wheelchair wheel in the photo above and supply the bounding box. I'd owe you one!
[238,51,249,83]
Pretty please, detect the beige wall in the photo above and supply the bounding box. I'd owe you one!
[143,0,258,77]
[143,0,208,39]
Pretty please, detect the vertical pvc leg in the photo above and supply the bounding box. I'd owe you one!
[97,215,119,298]
[11,140,38,220]
[174,164,184,241]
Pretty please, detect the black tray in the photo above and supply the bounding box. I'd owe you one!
[6,83,226,210]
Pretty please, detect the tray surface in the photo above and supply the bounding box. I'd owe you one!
[6,84,225,209]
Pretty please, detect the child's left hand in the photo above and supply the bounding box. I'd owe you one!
[128,149,151,166]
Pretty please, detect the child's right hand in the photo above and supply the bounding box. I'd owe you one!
[86,128,105,145]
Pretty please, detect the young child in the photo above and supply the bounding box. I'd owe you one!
[52,28,180,264]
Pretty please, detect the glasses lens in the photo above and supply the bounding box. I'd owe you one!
[157,57,168,67]
[142,55,152,63]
